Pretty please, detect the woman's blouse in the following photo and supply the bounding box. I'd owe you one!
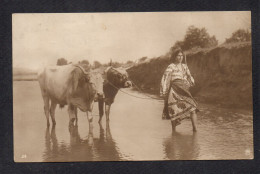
[160,63,194,96]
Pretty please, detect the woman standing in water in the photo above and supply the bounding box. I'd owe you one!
[160,48,198,132]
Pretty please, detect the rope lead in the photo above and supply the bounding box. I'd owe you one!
[106,80,161,100]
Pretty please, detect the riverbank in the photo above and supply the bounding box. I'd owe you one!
[127,42,252,110]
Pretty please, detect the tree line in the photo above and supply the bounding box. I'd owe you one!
[57,26,251,67]
[170,25,251,52]
[56,57,132,68]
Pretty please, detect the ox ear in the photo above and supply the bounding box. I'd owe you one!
[102,70,107,81]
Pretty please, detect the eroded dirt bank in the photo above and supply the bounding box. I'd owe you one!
[127,42,252,109]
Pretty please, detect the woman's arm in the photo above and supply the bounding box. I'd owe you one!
[185,65,195,86]
[160,65,173,96]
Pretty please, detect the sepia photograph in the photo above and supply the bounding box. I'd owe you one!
[12,11,253,162]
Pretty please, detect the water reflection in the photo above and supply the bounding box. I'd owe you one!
[42,122,121,162]
[94,122,121,161]
[163,132,200,160]
[43,126,59,161]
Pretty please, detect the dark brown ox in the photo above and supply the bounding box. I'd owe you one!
[38,64,104,126]
[98,67,132,122]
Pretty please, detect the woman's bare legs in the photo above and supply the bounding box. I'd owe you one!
[171,120,176,132]
[190,111,198,132]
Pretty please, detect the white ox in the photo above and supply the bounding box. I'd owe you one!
[38,64,104,127]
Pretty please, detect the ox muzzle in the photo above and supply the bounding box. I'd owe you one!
[124,80,132,88]
[94,92,104,102]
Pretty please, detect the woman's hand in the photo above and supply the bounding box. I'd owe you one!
[190,80,195,87]
[187,76,195,87]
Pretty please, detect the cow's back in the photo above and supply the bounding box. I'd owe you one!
[38,64,75,103]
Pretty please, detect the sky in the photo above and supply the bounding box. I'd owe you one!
[12,11,251,70]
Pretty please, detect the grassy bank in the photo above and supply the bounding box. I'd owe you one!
[127,42,252,110]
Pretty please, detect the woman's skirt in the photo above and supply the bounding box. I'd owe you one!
[167,79,198,124]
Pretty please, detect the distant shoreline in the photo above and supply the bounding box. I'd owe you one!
[13,74,37,81]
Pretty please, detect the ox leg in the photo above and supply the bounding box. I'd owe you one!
[43,96,50,127]
[99,122,104,139]
[45,126,51,151]
[75,107,78,126]
[50,100,57,125]
[88,120,94,146]
[106,121,112,140]
[68,104,76,126]
[105,104,111,122]
[86,103,94,146]
[86,103,94,123]
[98,98,104,123]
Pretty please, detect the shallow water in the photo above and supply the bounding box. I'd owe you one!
[13,81,253,162]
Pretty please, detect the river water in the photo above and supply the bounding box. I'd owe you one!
[13,81,253,162]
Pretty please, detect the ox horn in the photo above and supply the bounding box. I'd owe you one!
[74,65,90,75]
